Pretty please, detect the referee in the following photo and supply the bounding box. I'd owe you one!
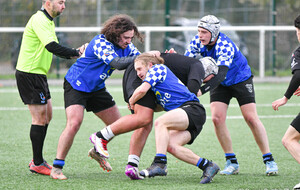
[15,0,85,176]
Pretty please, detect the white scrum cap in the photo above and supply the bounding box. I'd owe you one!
[198,15,220,43]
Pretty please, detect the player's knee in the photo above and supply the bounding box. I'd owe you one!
[211,115,224,126]
[66,119,82,133]
[167,143,176,155]
[282,136,291,149]
[243,115,260,127]
[154,118,165,130]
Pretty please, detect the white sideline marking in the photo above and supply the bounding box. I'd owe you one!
[0,106,296,119]
[0,86,297,119]
[0,85,290,93]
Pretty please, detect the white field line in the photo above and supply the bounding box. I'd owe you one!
[0,105,296,120]
[0,85,289,93]
[0,86,298,119]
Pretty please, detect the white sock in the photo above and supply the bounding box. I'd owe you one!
[101,125,115,141]
[128,155,140,167]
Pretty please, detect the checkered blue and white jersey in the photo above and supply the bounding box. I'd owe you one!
[184,32,251,86]
[144,64,199,111]
[65,34,140,92]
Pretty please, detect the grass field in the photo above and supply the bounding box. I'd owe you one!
[0,82,299,190]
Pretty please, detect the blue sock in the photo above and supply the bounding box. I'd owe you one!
[156,153,166,157]
[263,152,274,164]
[53,159,65,169]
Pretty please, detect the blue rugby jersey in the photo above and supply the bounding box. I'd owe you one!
[65,34,140,92]
[144,64,199,111]
[184,32,251,86]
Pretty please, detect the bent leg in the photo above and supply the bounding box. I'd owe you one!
[56,105,84,160]
[167,130,199,165]
[94,105,121,126]
[110,104,154,136]
[129,122,153,157]
[210,102,233,153]
[154,108,189,155]
[240,103,270,154]
[282,126,300,164]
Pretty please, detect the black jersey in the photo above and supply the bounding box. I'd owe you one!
[284,46,300,99]
[161,53,205,86]
[122,53,205,102]
[291,46,300,73]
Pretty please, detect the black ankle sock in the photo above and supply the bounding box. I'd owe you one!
[30,125,46,165]
[96,131,106,139]
[226,155,238,164]
[154,156,167,164]
[128,162,138,167]
[198,159,210,170]
[263,153,274,164]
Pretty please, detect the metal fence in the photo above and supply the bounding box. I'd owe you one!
[0,25,297,78]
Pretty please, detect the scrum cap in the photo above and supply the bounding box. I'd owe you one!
[198,15,220,43]
[200,56,218,79]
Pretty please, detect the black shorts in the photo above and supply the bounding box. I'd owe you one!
[290,113,300,133]
[210,76,255,106]
[15,70,51,105]
[122,63,156,110]
[64,78,115,113]
[180,101,206,145]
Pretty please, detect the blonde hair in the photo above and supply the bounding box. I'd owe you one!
[134,52,164,66]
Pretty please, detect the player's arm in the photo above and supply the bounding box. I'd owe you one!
[110,56,137,70]
[199,65,228,96]
[129,82,151,110]
[45,41,79,59]
[110,51,161,70]
[285,69,300,98]
[272,69,300,111]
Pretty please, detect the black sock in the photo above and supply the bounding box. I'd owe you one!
[43,124,48,139]
[30,125,46,165]
[154,156,167,164]
[226,155,238,164]
[198,158,210,170]
[128,162,138,167]
[96,131,107,140]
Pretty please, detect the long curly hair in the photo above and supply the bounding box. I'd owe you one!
[101,14,143,44]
